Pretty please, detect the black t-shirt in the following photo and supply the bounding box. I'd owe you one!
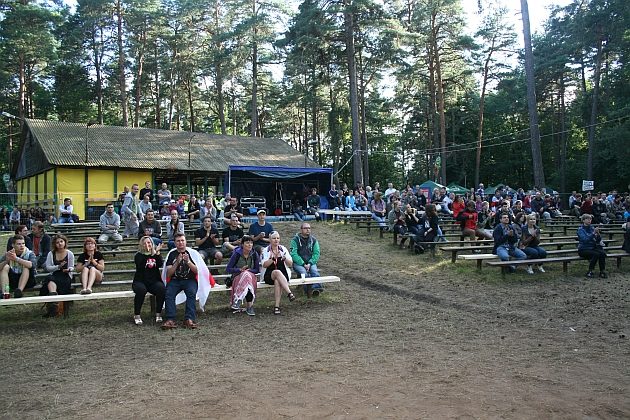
[134,252,163,283]
[187,201,201,219]
[78,251,104,268]
[139,219,162,238]
[224,204,242,216]
[195,226,219,250]
[165,250,196,281]
[222,226,244,244]
[139,188,154,202]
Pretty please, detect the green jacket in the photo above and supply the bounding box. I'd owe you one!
[289,233,320,266]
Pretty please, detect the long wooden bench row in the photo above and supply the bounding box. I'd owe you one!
[486,252,630,276]
[33,264,228,280]
[0,276,341,317]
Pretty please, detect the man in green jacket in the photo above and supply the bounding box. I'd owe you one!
[290,222,322,297]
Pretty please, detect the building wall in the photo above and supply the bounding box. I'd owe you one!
[57,168,85,220]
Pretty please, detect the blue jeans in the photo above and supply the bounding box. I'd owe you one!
[496,246,527,262]
[523,246,547,259]
[293,263,321,292]
[59,216,74,224]
[164,278,198,321]
[372,213,386,227]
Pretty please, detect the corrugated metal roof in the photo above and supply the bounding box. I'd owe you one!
[24,119,318,172]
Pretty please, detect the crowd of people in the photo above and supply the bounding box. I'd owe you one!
[2,180,630,322]
[0,184,326,326]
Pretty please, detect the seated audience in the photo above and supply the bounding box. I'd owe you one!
[577,213,607,278]
[261,231,296,315]
[492,212,527,273]
[195,216,223,264]
[98,203,123,250]
[0,234,37,298]
[75,237,105,294]
[138,209,162,246]
[132,236,166,325]
[43,234,74,297]
[7,225,33,252]
[166,210,185,250]
[306,188,321,221]
[58,198,74,224]
[28,221,51,270]
[290,222,322,297]
[520,213,546,274]
[248,209,273,254]
[222,214,244,256]
[371,191,387,228]
[457,201,492,242]
[225,235,260,316]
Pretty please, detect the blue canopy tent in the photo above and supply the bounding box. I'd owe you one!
[226,166,333,216]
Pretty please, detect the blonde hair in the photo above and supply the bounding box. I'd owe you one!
[138,236,156,254]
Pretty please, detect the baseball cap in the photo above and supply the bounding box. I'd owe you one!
[257,209,266,215]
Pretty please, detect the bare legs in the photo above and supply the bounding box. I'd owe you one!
[271,270,292,308]
[81,267,103,292]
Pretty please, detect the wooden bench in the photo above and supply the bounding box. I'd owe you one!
[33,264,229,280]
[319,209,372,223]
[355,221,386,238]
[486,252,630,276]
[0,276,342,317]
[458,246,623,270]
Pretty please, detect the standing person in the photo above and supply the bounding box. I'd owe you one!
[248,209,274,254]
[75,237,105,295]
[157,183,172,206]
[121,184,143,238]
[98,203,123,250]
[195,216,223,264]
[492,213,527,273]
[138,209,163,246]
[520,214,547,274]
[28,221,51,270]
[577,213,607,278]
[0,235,37,298]
[132,236,166,325]
[58,198,74,224]
[261,231,296,315]
[160,233,211,330]
[290,222,322,297]
[166,210,185,249]
[225,235,260,316]
[42,234,74,297]
[139,181,154,204]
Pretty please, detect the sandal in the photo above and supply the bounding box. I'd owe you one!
[287,293,296,302]
[273,306,281,315]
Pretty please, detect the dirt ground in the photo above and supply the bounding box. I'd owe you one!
[0,221,628,419]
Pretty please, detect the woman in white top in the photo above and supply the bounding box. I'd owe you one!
[260,231,296,315]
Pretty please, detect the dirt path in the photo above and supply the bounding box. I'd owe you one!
[0,222,628,419]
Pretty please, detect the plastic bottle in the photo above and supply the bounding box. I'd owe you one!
[3,284,9,299]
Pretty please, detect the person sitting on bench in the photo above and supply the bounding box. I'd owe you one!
[43,234,75,297]
[493,212,527,273]
[132,236,166,326]
[520,213,547,274]
[457,201,492,243]
[75,237,105,295]
[98,203,123,250]
[577,213,607,278]
[0,235,37,298]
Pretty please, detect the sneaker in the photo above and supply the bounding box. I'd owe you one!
[80,289,89,295]
[599,272,608,278]
[13,288,22,298]
[85,289,92,295]
[538,266,545,273]
[526,266,534,275]
[155,314,163,323]
[311,289,320,297]
[586,271,594,278]
[134,316,143,326]
[246,307,256,316]
[49,291,58,296]
[231,299,241,311]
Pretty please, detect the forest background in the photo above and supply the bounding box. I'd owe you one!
[0,0,628,197]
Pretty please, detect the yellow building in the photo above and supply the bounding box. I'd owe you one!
[14,119,317,220]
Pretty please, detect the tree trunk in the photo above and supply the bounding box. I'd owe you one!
[250,0,258,137]
[18,54,26,120]
[475,33,496,188]
[520,0,545,189]
[154,41,160,128]
[559,75,567,200]
[587,35,603,181]
[358,58,369,187]
[430,10,447,185]
[186,77,195,132]
[94,27,104,124]
[116,0,129,126]
[344,1,363,187]
[134,18,147,128]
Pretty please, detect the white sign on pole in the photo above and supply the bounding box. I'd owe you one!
[582,180,594,191]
